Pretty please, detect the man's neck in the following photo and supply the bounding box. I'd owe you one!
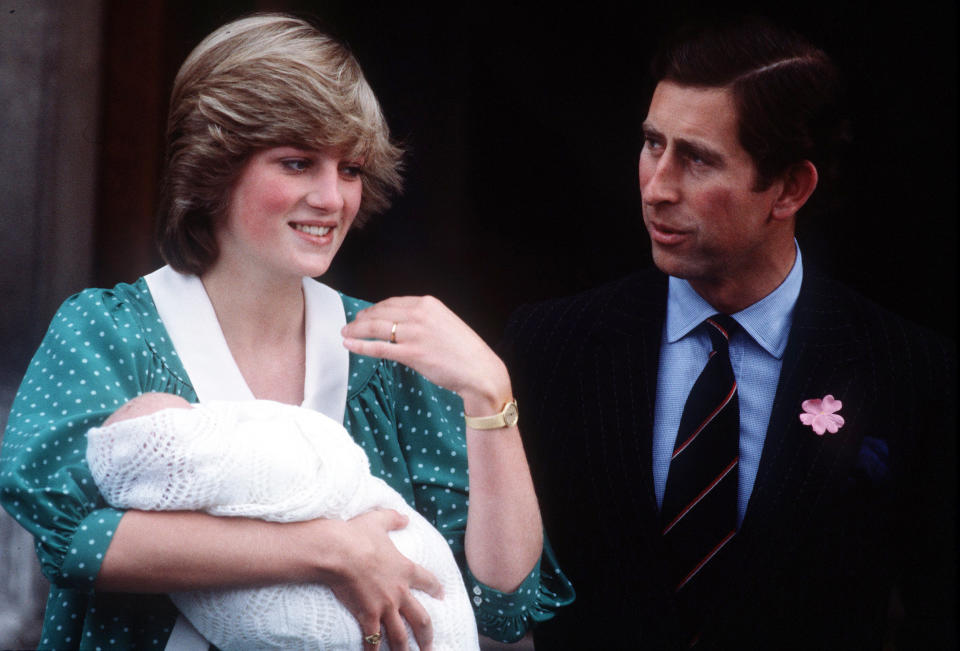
[688,242,797,314]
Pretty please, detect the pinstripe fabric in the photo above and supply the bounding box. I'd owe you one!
[501,268,956,650]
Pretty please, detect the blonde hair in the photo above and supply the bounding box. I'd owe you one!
[157,13,403,275]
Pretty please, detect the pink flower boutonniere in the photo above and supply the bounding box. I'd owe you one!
[799,394,845,435]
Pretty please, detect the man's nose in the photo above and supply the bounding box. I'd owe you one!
[640,155,680,205]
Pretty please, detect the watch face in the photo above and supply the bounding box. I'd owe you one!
[504,402,519,426]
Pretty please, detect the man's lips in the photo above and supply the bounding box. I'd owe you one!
[647,220,691,245]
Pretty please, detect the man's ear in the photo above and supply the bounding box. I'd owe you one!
[772,160,818,221]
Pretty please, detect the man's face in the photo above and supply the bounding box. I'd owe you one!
[639,81,787,292]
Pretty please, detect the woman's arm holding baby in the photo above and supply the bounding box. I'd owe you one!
[99,494,441,647]
[94,393,442,649]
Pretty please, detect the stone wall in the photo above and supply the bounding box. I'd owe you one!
[0,1,103,646]
[0,388,47,649]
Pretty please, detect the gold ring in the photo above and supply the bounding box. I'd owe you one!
[364,631,383,646]
[390,322,398,344]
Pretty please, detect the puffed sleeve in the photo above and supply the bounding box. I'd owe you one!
[0,284,193,591]
[390,364,574,642]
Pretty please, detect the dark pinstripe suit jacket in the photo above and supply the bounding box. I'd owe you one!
[501,268,956,650]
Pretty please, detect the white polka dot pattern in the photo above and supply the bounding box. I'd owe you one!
[0,279,572,649]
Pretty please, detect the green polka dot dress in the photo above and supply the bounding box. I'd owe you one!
[0,278,574,649]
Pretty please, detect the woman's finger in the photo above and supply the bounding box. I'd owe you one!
[356,296,432,315]
[358,614,384,650]
[352,307,410,326]
[355,296,452,327]
[362,507,408,531]
[400,594,434,651]
[408,561,443,600]
[382,609,411,651]
[342,318,414,344]
[341,336,411,362]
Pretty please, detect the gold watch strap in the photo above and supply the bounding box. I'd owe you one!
[464,400,518,430]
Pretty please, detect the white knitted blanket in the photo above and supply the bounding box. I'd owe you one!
[86,400,479,651]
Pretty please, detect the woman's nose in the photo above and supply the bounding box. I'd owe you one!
[305,167,345,212]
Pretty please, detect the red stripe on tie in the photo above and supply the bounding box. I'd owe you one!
[675,528,737,592]
[672,382,738,460]
[662,457,739,535]
[705,318,730,340]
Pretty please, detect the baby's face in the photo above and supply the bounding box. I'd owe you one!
[104,392,191,426]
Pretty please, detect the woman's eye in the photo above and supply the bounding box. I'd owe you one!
[340,164,364,179]
[281,159,311,172]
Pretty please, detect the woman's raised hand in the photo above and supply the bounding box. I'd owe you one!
[342,296,543,597]
[341,296,511,414]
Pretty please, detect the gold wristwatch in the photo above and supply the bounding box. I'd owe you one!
[464,399,519,430]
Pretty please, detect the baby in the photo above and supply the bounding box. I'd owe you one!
[86,393,479,651]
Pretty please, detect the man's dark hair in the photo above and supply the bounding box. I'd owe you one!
[651,16,850,193]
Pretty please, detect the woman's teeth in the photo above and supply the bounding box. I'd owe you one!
[292,224,332,236]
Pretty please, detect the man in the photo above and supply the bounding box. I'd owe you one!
[502,17,956,650]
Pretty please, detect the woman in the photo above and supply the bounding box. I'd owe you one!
[0,13,572,650]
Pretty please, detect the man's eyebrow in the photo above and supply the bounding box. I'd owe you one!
[641,122,724,164]
[674,138,723,166]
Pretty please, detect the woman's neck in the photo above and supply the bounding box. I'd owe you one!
[200,259,308,405]
[200,263,305,348]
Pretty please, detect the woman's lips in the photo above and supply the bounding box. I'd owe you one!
[291,222,332,236]
[290,221,336,244]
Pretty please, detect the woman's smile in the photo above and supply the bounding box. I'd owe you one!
[213,146,363,282]
[290,223,333,238]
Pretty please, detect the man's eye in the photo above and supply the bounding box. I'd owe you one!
[281,159,310,172]
[685,152,714,168]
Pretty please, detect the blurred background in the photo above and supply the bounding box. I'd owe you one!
[1,0,955,647]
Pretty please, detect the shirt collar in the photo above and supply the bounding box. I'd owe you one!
[665,241,803,359]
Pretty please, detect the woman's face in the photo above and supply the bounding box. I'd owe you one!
[214,146,363,282]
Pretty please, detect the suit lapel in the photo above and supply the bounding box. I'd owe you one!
[601,270,669,514]
[591,271,687,607]
[725,271,870,598]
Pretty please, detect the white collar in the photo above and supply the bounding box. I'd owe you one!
[144,266,348,423]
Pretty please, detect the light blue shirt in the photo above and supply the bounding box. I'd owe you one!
[653,243,803,525]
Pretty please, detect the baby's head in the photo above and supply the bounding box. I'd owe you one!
[103,393,191,426]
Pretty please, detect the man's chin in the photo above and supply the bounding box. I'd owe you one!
[650,249,691,279]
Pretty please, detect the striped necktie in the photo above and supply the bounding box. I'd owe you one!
[661,314,740,642]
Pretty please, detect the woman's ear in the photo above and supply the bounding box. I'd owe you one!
[772,160,818,221]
